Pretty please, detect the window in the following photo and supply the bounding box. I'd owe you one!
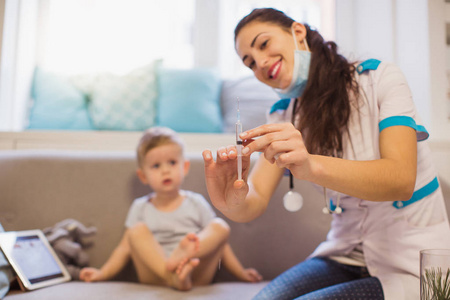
[0,0,335,131]
[39,0,195,74]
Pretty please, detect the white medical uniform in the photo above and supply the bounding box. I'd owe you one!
[268,60,450,300]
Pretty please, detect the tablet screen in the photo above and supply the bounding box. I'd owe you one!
[12,235,64,283]
[0,230,71,290]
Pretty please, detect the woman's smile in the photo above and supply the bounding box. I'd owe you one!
[269,59,282,79]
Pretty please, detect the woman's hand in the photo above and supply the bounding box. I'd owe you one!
[240,122,313,180]
[202,123,308,221]
[202,145,252,215]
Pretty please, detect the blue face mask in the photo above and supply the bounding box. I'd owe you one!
[274,29,311,99]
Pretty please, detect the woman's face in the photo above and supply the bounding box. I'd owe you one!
[235,21,303,89]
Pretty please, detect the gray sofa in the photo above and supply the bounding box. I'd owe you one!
[0,150,332,300]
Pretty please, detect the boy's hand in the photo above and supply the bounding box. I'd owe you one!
[79,267,105,282]
[240,268,263,283]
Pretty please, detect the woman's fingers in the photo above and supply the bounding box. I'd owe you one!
[217,147,229,162]
[263,140,290,163]
[203,147,233,164]
[226,145,237,159]
[237,123,308,170]
[240,123,301,156]
[240,123,285,140]
[241,133,279,155]
[215,145,239,163]
[202,149,213,164]
[203,145,251,182]
[242,138,255,147]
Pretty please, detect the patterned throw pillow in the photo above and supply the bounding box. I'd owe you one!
[73,60,161,131]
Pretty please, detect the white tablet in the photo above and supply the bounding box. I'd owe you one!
[0,229,71,291]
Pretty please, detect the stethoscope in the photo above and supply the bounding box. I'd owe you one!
[282,98,343,214]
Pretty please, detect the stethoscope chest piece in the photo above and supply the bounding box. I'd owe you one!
[322,205,342,215]
[283,190,304,212]
[322,187,343,214]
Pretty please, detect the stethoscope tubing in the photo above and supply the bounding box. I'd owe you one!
[288,98,343,214]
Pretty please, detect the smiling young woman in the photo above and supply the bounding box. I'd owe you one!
[202,7,450,300]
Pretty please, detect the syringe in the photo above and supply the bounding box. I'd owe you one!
[236,97,243,181]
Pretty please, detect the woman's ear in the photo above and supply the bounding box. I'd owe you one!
[291,22,307,48]
[136,168,148,184]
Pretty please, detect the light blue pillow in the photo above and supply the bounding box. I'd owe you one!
[27,68,95,130]
[156,68,223,133]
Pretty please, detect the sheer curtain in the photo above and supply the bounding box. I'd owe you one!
[0,0,39,131]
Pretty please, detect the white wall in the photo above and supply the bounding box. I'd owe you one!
[429,0,450,141]
[335,0,450,141]
[395,0,431,133]
[336,0,395,62]
[194,0,220,68]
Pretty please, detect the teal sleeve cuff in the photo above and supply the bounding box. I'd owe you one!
[269,99,291,114]
[379,116,429,141]
[393,177,439,209]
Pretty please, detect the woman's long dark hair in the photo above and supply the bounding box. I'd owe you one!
[235,8,359,157]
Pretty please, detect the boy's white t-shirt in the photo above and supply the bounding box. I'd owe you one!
[125,190,216,256]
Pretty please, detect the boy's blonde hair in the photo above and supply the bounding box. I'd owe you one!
[136,127,185,167]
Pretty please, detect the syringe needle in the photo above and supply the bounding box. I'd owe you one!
[236,97,243,181]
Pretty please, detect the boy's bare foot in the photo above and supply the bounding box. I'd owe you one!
[168,258,200,291]
[166,233,199,272]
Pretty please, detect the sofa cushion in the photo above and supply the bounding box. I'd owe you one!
[156,68,223,133]
[4,281,268,300]
[221,76,279,133]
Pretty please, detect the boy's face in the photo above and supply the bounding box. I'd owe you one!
[137,143,189,194]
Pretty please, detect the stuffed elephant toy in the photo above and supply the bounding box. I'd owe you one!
[43,219,97,280]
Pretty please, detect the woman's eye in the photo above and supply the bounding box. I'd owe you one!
[260,40,268,49]
[248,61,255,69]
